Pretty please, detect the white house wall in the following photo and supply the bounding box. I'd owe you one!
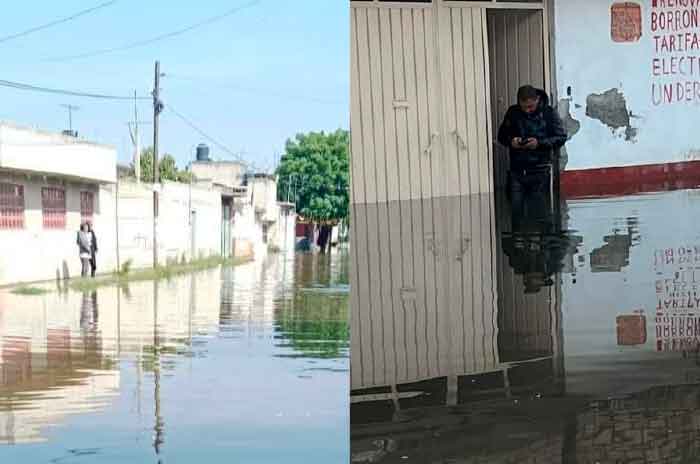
[116,181,221,269]
[0,175,110,286]
[555,0,700,170]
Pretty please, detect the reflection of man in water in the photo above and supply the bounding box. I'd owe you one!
[497,85,567,213]
[80,291,99,330]
[501,182,579,294]
[80,290,100,362]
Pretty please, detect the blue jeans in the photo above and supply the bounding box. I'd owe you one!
[509,167,552,230]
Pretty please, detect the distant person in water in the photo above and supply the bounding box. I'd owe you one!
[497,85,567,208]
[87,222,98,277]
[77,223,92,278]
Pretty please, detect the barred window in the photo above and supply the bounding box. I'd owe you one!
[0,183,24,229]
[81,191,95,224]
[42,187,66,229]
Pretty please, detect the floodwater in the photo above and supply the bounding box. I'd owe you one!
[0,251,349,463]
[350,187,700,463]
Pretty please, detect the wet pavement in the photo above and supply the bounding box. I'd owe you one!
[0,252,349,463]
[350,187,700,463]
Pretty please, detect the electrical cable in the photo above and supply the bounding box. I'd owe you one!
[165,103,254,169]
[0,78,150,100]
[0,0,118,45]
[166,74,346,106]
[44,0,262,62]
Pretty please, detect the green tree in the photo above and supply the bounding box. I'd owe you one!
[134,147,191,183]
[275,291,349,359]
[276,130,349,252]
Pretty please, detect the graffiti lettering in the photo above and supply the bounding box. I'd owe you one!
[652,55,700,75]
[650,2,700,104]
[654,32,700,52]
[651,9,699,32]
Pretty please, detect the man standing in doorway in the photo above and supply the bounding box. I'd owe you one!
[497,85,567,212]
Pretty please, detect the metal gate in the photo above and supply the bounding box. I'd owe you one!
[350,1,500,390]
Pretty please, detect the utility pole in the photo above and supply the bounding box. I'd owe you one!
[127,90,145,184]
[134,91,140,183]
[60,104,79,133]
[152,61,164,268]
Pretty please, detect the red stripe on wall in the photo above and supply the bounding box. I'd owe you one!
[561,160,700,199]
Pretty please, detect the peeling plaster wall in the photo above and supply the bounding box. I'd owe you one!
[555,0,700,170]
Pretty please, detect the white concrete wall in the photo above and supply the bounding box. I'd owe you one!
[117,180,222,269]
[0,178,224,286]
[0,173,115,285]
[232,202,266,259]
[0,171,291,285]
[555,0,700,170]
[191,161,245,187]
[0,123,116,183]
[249,176,278,218]
[275,207,297,253]
[115,182,154,270]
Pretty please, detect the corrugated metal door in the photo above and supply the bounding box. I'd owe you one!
[350,3,449,389]
[350,3,500,390]
[487,9,546,189]
[438,4,499,385]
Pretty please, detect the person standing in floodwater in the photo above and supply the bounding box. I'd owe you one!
[87,222,98,277]
[497,85,567,212]
[77,223,92,278]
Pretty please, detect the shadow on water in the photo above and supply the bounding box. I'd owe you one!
[0,251,349,462]
[350,185,700,463]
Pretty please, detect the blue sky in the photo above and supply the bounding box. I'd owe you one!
[0,0,349,171]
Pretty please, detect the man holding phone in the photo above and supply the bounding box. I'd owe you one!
[497,85,567,207]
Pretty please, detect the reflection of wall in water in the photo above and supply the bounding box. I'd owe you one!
[0,290,120,444]
[350,195,499,390]
[589,218,639,273]
[561,192,700,357]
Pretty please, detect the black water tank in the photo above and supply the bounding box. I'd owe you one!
[196,143,210,161]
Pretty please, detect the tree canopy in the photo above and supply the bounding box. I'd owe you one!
[275,130,349,223]
[134,147,192,183]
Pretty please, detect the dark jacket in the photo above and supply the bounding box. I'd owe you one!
[497,89,567,171]
[90,230,98,254]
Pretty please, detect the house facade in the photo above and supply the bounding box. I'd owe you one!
[0,123,117,285]
[350,0,700,200]
[0,124,296,287]
[191,160,296,260]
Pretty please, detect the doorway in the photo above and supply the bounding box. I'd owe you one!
[486,8,548,190]
[485,8,560,366]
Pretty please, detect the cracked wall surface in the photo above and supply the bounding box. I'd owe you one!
[585,89,637,142]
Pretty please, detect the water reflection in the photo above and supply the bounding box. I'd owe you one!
[0,252,349,462]
[500,188,581,294]
[350,187,700,462]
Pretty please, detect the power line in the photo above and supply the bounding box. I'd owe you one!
[166,74,346,106]
[165,103,252,168]
[0,78,150,100]
[0,0,118,45]
[44,0,262,63]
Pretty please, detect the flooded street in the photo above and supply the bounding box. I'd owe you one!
[351,187,700,463]
[0,252,349,463]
